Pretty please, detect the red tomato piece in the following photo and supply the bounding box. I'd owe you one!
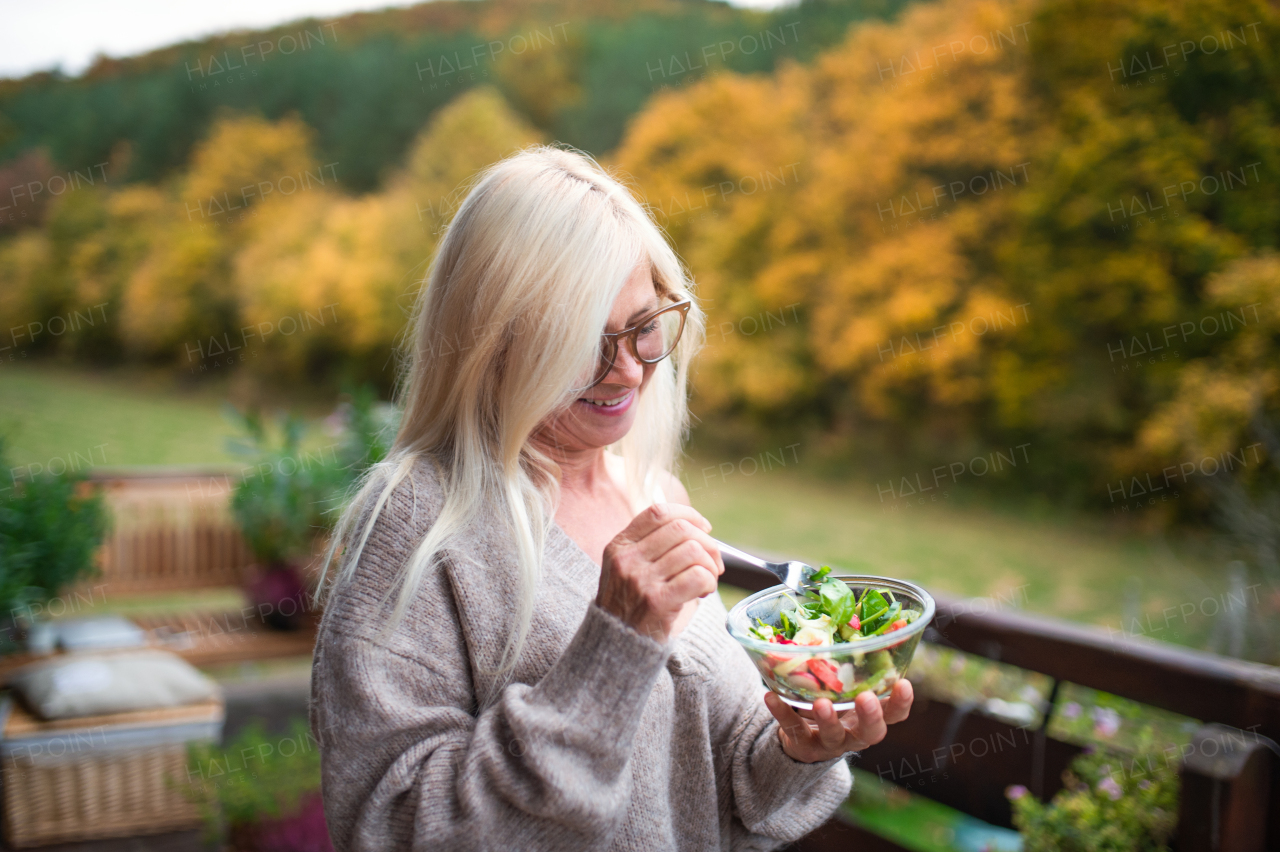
[848,615,861,631]
[807,658,844,692]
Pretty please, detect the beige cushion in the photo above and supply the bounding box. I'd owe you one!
[10,650,221,720]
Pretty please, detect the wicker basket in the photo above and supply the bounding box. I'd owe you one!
[0,696,224,847]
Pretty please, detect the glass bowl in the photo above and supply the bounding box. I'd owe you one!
[726,575,935,710]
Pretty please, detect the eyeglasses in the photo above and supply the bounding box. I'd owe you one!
[583,298,691,389]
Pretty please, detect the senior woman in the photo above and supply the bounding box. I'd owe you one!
[310,146,914,851]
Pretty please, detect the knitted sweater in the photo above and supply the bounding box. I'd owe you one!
[310,457,851,851]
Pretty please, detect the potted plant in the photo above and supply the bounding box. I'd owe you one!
[227,387,393,629]
[0,437,109,652]
[184,719,332,852]
[228,411,336,630]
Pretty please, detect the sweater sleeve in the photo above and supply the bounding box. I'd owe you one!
[312,601,670,852]
[692,592,851,842]
[728,704,852,840]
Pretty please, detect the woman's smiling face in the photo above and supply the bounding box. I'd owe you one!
[538,263,661,454]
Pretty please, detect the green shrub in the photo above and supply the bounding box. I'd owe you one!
[1008,746,1179,852]
[0,437,109,641]
[184,719,321,835]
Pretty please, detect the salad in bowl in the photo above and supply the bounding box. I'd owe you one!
[726,569,935,710]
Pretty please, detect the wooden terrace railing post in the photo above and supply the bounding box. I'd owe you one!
[1177,723,1275,852]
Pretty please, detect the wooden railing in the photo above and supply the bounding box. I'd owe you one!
[719,562,1280,852]
[77,471,1280,848]
[86,467,254,593]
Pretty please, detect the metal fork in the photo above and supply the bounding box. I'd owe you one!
[712,538,821,592]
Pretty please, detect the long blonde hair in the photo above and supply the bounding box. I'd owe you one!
[319,146,704,671]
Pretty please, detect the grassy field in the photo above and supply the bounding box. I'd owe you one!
[3,362,1246,653]
[0,363,334,469]
[693,463,1231,648]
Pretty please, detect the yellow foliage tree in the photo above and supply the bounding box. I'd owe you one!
[615,0,1280,507]
[232,87,543,381]
[1140,254,1280,462]
[0,230,53,347]
[398,85,545,233]
[119,113,318,362]
[182,113,320,224]
[617,0,1039,427]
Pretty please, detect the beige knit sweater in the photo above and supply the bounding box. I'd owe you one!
[310,457,851,851]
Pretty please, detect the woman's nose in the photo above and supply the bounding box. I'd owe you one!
[603,341,645,386]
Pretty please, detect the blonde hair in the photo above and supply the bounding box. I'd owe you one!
[319,146,704,671]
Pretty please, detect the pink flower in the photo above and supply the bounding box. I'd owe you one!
[245,792,333,852]
[1097,776,1123,801]
[1092,706,1121,738]
[1061,701,1081,720]
[1006,784,1029,801]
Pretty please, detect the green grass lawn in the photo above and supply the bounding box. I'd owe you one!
[689,462,1235,652]
[0,362,334,470]
[2,362,1249,656]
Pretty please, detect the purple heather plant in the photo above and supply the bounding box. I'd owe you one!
[1007,746,1177,852]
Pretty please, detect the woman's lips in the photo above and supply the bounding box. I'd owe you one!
[575,389,635,417]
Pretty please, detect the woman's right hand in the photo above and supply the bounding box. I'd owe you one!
[597,503,725,644]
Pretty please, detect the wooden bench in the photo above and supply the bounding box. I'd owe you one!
[88,467,253,593]
[1,469,320,681]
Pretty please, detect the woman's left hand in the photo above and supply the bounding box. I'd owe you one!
[764,679,914,763]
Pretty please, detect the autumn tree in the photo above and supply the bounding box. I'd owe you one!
[615,0,1280,512]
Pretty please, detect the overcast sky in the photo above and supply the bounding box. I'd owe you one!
[0,0,793,79]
